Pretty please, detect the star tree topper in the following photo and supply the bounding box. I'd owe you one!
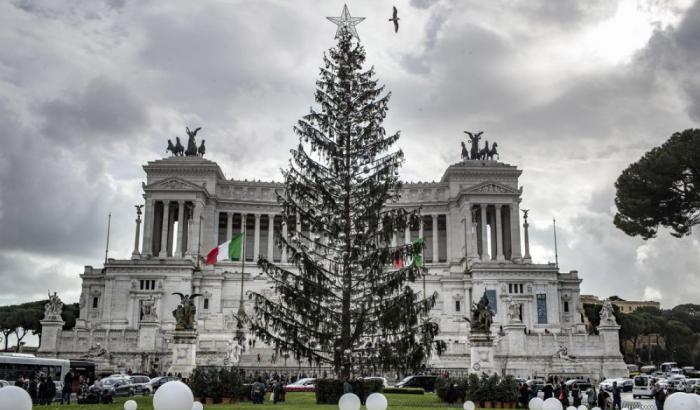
[327,4,365,40]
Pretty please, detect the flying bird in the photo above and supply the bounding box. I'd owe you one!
[389,6,399,33]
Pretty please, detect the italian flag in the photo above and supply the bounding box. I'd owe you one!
[205,232,244,265]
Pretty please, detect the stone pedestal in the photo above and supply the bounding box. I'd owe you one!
[38,318,65,354]
[503,322,526,353]
[469,333,495,375]
[598,323,629,378]
[167,330,197,378]
[138,321,159,352]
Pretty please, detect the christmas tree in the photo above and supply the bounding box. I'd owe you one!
[247,28,445,380]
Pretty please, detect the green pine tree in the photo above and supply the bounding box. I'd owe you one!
[246,30,445,379]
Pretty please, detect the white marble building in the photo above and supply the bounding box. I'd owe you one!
[39,154,627,380]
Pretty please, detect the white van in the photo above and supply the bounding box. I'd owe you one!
[633,375,654,399]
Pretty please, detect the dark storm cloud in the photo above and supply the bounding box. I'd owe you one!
[638,0,700,120]
[40,77,148,144]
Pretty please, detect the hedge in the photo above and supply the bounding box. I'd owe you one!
[435,373,518,404]
[382,387,425,395]
[315,379,384,404]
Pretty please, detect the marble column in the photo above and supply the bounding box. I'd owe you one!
[404,225,410,244]
[166,204,175,257]
[142,199,155,256]
[523,215,532,261]
[176,200,185,257]
[253,213,261,259]
[495,204,505,261]
[189,202,202,258]
[281,220,288,263]
[464,203,473,260]
[240,213,248,260]
[391,232,397,247]
[510,203,523,260]
[132,205,143,259]
[418,218,424,255]
[267,214,275,260]
[226,212,233,242]
[480,204,489,260]
[159,200,171,258]
[432,214,439,262]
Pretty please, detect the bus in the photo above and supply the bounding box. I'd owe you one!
[661,362,678,373]
[0,353,70,384]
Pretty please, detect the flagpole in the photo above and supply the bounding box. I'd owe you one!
[236,218,247,344]
[553,217,559,269]
[104,212,111,264]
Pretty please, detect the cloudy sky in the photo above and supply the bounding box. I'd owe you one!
[1,0,699,314]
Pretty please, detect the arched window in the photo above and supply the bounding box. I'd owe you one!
[92,297,99,309]
[203,298,209,310]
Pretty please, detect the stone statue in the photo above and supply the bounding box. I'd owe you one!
[469,291,494,333]
[522,209,530,220]
[172,292,203,331]
[224,339,243,365]
[506,297,521,323]
[553,345,574,361]
[83,343,107,358]
[464,131,483,160]
[197,139,206,157]
[476,140,500,160]
[44,291,63,320]
[142,296,158,321]
[599,299,618,325]
[461,141,469,161]
[166,137,185,156]
[184,126,202,156]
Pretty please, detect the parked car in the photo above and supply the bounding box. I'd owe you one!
[668,377,687,393]
[362,376,389,388]
[89,376,130,396]
[633,375,655,399]
[684,378,699,393]
[565,379,592,391]
[114,375,152,396]
[395,375,438,392]
[620,379,634,392]
[598,379,617,392]
[148,376,179,393]
[284,377,316,392]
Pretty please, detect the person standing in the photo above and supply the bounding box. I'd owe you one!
[543,378,554,399]
[653,383,666,410]
[558,381,569,407]
[572,383,581,407]
[28,377,38,404]
[612,382,621,410]
[45,376,56,406]
[62,370,74,404]
[597,387,610,410]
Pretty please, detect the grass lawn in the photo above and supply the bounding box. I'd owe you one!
[39,392,448,410]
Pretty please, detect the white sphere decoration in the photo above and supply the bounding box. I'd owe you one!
[124,400,138,410]
[464,400,476,410]
[366,393,388,410]
[338,393,361,410]
[690,394,700,409]
[529,397,545,410]
[592,407,601,410]
[543,397,564,410]
[0,386,32,410]
[568,406,577,410]
[153,380,194,410]
[665,392,699,410]
[192,402,204,410]
[578,405,588,410]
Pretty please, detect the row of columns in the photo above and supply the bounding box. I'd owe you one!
[472,202,523,262]
[218,212,292,263]
[218,213,449,264]
[139,199,202,259]
[390,214,446,263]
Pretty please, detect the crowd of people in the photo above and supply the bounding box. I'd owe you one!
[11,369,81,405]
[516,377,620,410]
